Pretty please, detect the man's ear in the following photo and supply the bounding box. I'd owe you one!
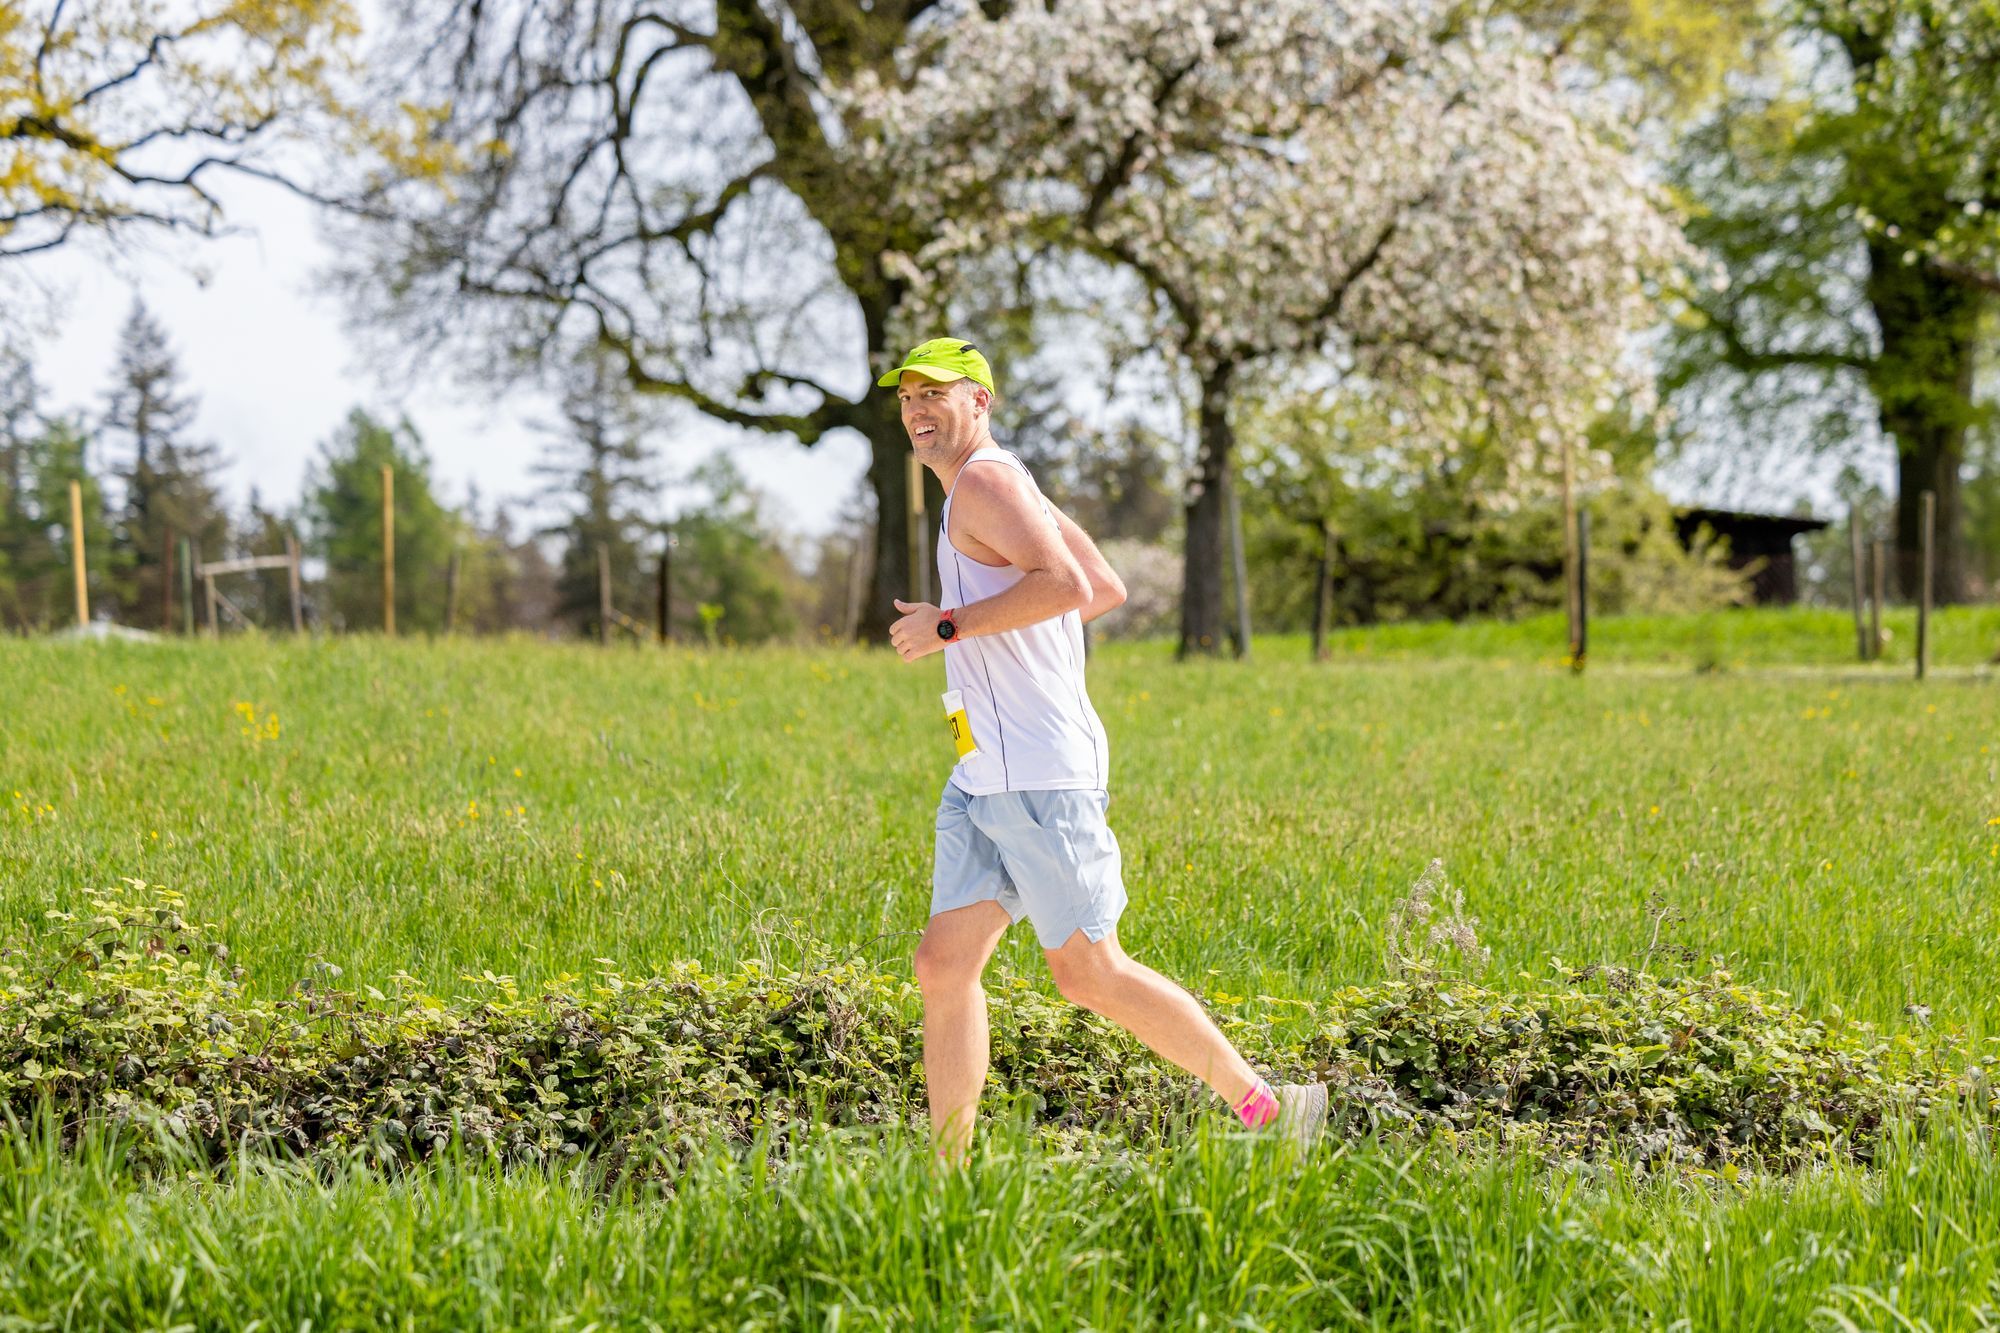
[973,385,993,416]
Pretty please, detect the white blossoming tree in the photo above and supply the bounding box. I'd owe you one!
[849,0,1690,655]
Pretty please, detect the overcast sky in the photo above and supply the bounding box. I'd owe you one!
[27,173,876,542]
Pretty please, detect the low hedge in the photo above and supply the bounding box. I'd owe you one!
[2,882,1992,1178]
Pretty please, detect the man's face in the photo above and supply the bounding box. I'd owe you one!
[898,373,988,458]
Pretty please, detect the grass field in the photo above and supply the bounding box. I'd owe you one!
[3,608,1998,1329]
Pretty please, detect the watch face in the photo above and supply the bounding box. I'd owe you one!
[937,617,956,640]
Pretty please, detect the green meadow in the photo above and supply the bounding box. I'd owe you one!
[3,608,1998,1329]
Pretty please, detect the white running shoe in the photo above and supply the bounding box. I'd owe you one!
[1272,1081,1328,1153]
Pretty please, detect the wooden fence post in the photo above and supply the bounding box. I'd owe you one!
[286,533,304,634]
[906,455,929,605]
[381,464,396,635]
[178,537,195,636]
[1916,490,1935,681]
[162,525,175,631]
[1311,518,1334,662]
[597,542,612,646]
[68,480,88,628]
[1848,510,1868,661]
[1226,467,1250,660]
[1561,438,1581,670]
[444,548,461,635]
[1870,538,1886,660]
[1574,506,1590,672]
[843,528,866,642]
[657,535,672,644]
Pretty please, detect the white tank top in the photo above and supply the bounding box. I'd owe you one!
[937,447,1110,795]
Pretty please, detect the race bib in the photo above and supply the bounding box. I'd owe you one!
[942,689,980,760]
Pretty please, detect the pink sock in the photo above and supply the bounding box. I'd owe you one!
[1232,1078,1278,1129]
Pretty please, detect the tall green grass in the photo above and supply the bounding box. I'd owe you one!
[1296,604,2000,668]
[2,612,1997,1329]
[3,1110,1997,1330]
[3,615,1993,1032]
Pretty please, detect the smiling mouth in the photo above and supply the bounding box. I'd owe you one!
[913,425,937,440]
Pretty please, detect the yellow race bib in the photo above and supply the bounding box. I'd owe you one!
[942,689,980,760]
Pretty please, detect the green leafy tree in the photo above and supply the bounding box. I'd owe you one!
[464,500,559,635]
[100,299,230,628]
[1238,390,1748,629]
[1665,0,2000,603]
[670,456,798,646]
[1965,422,2000,601]
[303,409,457,634]
[0,415,116,629]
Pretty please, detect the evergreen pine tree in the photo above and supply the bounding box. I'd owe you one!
[101,299,229,628]
[10,416,118,630]
[533,357,661,639]
[302,409,458,633]
[0,346,43,623]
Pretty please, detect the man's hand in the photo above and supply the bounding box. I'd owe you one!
[889,598,947,662]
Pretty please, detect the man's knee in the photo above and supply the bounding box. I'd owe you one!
[914,933,986,993]
[1047,947,1120,1011]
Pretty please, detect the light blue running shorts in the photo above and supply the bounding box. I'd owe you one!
[931,778,1129,949]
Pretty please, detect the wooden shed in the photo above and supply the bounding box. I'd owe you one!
[1672,507,1829,605]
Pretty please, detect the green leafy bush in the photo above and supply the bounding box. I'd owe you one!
[3,882,1992,1180]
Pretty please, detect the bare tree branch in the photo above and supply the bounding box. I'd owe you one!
[1699,298,1872,373]
[1930,255,2000,295]
[74,31,182,110]
[592,308,852,442]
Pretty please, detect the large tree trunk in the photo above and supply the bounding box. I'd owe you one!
[1866,242,1974,605]
[1179,365,1235,657]
[855,392,944,642]
[848,280,941,643]
[1891,414,1966,605]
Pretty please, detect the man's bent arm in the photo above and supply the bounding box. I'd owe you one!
[947,466,1091,639]
[1048,502,1127,625]
[951,567,1091,638]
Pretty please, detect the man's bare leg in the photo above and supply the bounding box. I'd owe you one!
[1042,928,1263,1107]
[912,899,1014,1166]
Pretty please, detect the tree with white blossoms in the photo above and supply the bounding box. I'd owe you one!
[848,0,1692,655]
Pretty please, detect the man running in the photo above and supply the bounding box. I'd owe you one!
[880,336,1327,1166]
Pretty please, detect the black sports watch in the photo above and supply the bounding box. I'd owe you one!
[937,609,959,641]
